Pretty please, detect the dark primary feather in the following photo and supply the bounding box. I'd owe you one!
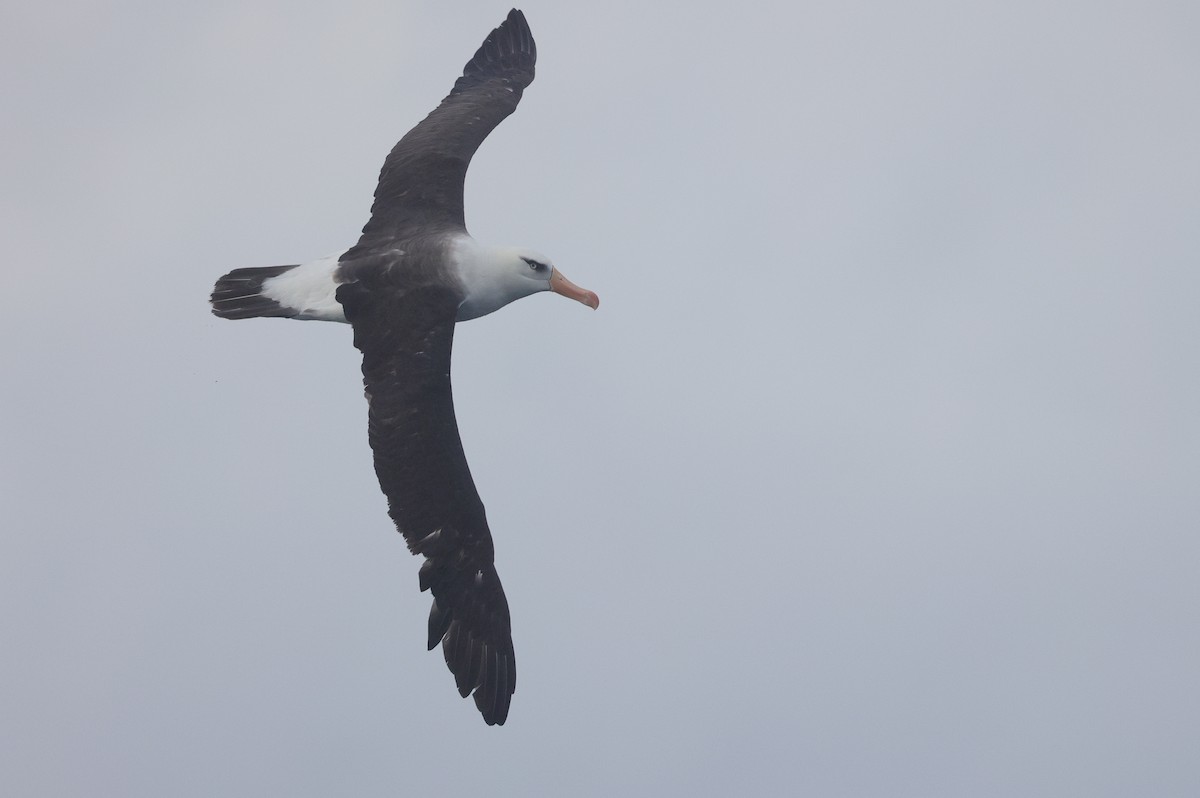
[345,8,537,258]
[336,265,517,726]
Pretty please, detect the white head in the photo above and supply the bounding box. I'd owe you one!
[454,242,600,321]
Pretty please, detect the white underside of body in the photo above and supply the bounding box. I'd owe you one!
[261,253,348,322]
[257,237,548,325]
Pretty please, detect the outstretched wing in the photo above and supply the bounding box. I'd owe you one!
[345,9,537,258]
[337,275,516,726]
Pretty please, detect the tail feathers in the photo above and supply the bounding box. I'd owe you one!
[210,265,297,320]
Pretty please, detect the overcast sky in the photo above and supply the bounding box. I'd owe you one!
[3,1,1199,795]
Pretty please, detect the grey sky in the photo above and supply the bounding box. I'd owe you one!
[3,0,1198,795]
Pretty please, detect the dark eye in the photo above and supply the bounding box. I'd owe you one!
[523,258,548,273]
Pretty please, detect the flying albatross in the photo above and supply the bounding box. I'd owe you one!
[209,9,597,726]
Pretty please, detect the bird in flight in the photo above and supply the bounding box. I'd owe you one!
[210,9,597,726]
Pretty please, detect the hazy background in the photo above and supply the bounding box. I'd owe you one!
[3,1,1198,795]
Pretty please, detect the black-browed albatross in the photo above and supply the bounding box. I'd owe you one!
[209,9,596,726]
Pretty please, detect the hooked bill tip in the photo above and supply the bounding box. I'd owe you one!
[549,269,599,311]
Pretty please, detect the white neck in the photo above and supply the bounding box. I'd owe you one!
[451,237,547,321]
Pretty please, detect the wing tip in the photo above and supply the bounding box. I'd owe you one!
[472,645,515,725]
[457,8,536,89]
[430,601,516,726]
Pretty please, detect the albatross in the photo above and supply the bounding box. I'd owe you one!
[209,9,596,726]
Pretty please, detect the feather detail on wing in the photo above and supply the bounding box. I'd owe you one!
[345,9,537,257]
[337,276,517,725]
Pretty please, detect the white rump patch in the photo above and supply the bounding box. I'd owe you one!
[261,252,347,322]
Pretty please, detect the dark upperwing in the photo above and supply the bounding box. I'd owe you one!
[343,9,537,259]
[337,274,517,726]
